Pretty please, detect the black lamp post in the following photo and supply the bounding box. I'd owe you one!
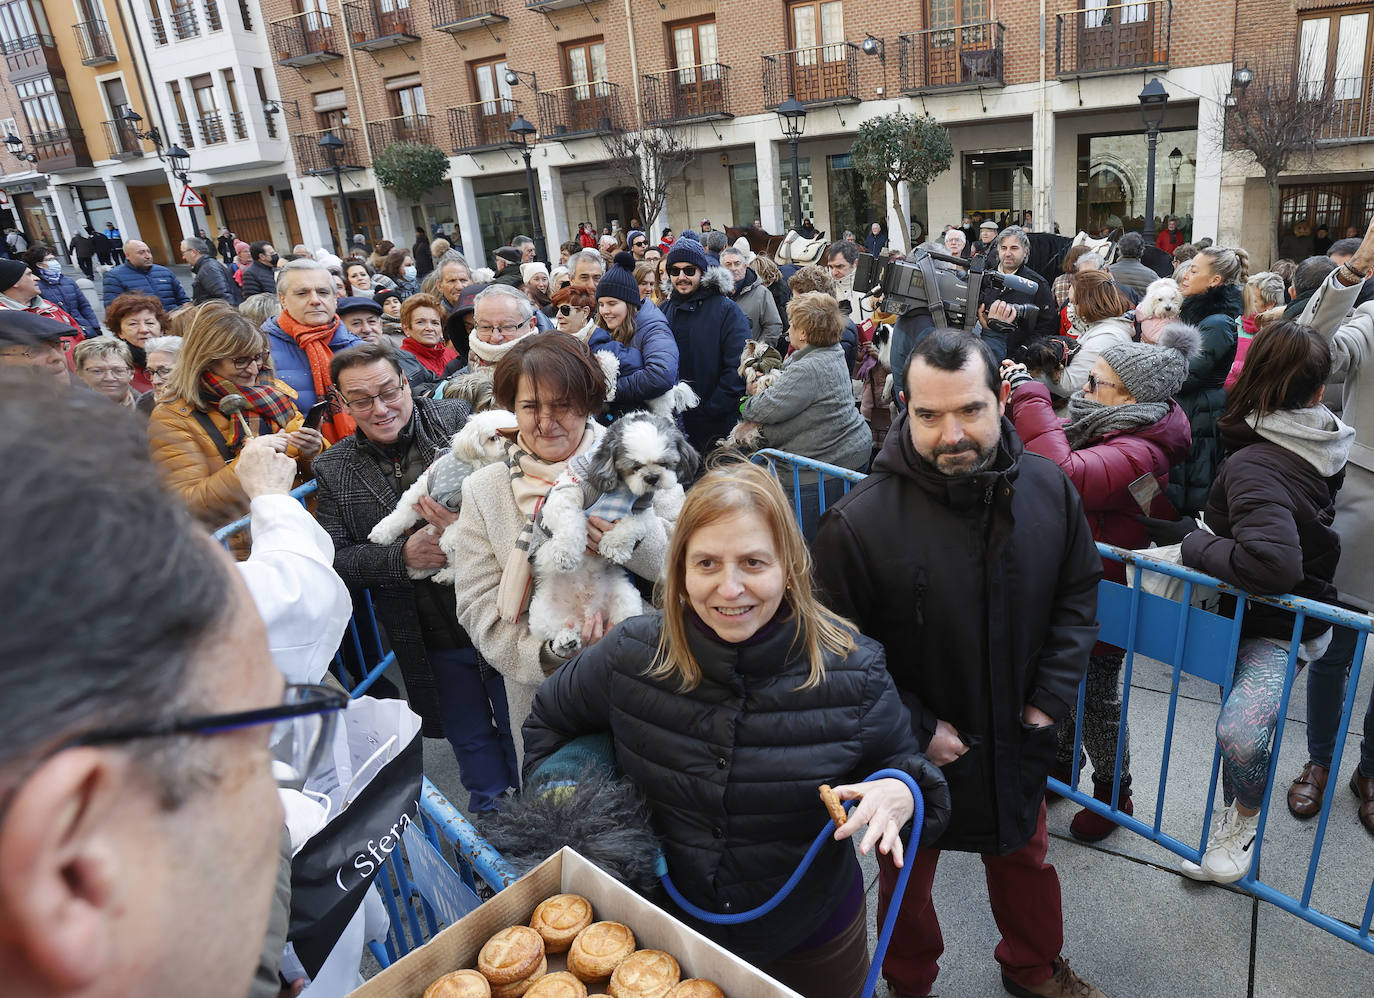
[1168,146,1183,216]
[508,113,547,263]
[1138,78,1169,243]
[318,130,354,251]
[1,134,35,242]
[777,96,806,231]
[164,144,198,237]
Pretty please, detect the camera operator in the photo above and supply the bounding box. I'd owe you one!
[977,226,1058,356]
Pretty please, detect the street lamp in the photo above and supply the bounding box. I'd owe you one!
[1138,77,1169,243]
[1168,146,1183,216]
[777,96,806,231]
[508,113,548,263]
[318,130,354,251]
[162,144,200,237]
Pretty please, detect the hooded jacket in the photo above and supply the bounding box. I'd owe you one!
[1169,283,1242,514]
[729,268,783,345]
[588,299,679,409]
[1183,408,1353,642]
[812,413,1101,854]
[36,267,100,337]
[661,266,752,450]
[101,261,189,311]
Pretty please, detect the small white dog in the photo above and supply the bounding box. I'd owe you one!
[368,409,518,581]
[727,339,785,450]
[1136,278,1184,344]
[642,381,700,420]
[528,412,700,658]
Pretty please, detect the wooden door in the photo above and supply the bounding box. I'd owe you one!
[298,0,332,52]
[156,201,183,265]
[378,0,410,37]
[218,192,272,243]
[670,19,722,118]
[925,0,992,87]
[1077,1,1154,72]
[788,0,844,102]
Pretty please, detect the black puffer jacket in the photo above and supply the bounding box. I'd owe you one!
[522,610,947,965]
[1170,283,1242,514]
[813,413,1102,855]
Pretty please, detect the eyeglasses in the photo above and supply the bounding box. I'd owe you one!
[61,683,349,791]
[1086,373,1125,394]
[556,304,586,317]
[474,319,531,339]
[337,378,406,414]
[82,365,132,378]
[668,265,699,277]
[147,366,174,380]
[228,352,270,370]
[632,240,646,247]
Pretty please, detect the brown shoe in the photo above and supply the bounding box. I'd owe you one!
[1003,959,1108,998]
[1287,761,1329,818]
[1350,770,1374,835]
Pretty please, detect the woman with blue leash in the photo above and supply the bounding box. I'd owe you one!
[522,459,950,998]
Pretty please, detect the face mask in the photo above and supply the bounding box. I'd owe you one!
[403,265,417,281]
[43,261,61,273]
[270,254,280,267]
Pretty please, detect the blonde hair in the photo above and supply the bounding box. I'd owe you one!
[72,335,132,371]
[649,458,857,692]
[164,302,270,410]
[786,290,843,347]
[750,255,782,287]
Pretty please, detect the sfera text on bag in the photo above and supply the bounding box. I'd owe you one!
[336,803,418,891]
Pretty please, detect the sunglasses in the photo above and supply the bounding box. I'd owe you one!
[632,240,646,247]
[556,304,586,317]
[1086,373,1124,394]
[668,265,699,277]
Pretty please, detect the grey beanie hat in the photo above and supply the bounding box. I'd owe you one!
[1099,322,1202,403]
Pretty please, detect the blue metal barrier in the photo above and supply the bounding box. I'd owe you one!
[758,450,1374,957]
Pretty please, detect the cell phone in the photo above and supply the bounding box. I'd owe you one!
[303,399,332,431]
[1128,473,1179,520]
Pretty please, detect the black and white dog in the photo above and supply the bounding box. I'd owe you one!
[528,412,699,657]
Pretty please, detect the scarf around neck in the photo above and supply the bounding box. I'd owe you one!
[200,371,298,449]
[1064,393,1171,450]
[276,310,355,441]
[467,326,535,367]
[402,337,456,376]
[495,421,601,624]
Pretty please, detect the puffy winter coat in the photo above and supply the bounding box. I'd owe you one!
[261,315,362,412]
[523,611,943,965]
[101,262,189,311]
[1169,284,1242,514]
[738,342,871,470]
[240,260,278,298]
[1009,380,1192,565]
[729,269,783,345]
[813,414,1101,854]
[191,255,239,305]
[589,299,680,409]
[36,268,100,337]
[661,266,752,450]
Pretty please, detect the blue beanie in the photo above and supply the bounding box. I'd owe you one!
[665,237,709,271]
[595,252,641,306]
[678,229,701,243]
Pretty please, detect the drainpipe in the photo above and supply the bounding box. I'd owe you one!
[624,0,643,131]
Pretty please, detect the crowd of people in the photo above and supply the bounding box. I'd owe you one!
[3,206,1373,998]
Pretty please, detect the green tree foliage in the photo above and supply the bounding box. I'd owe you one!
[372,142,450,204]
[849,112,954,249]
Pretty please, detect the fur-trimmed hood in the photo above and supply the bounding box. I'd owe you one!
[673,264,735,301]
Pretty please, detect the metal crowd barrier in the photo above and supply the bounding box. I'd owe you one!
[756,449,1374,957]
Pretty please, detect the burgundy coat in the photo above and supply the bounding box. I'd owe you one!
[1010,381,1193,568]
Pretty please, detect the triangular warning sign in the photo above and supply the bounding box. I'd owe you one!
[179,185,205,208]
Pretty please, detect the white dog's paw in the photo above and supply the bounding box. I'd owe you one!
[535,540,582,574]
[550,629,582,658]
[432,563,456,585]
[406,566,439,580]
[597,529,637,565]
[369,517,404,544]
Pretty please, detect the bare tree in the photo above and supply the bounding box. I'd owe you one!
[1223,47,1341,264]
[600,125,696,233]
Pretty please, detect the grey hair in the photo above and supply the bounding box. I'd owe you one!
[570,249,604,273]
[511,235,533,250]
[1246,271,1286,309]
[474,282,535,321]
[143,335,183,357]
[702,230,728,254]
[1117,231,1145,259]
[182,236,213,257]
[239,292,282,328]
[997,225,1031,251]
[720,246,748,263]
[275,257,332,293]
[72,335,133,370]
[1076,252,1105,271]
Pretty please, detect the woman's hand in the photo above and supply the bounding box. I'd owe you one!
[830,777,915,868]
[415,494,459,530]
[581,611,607,649]
[585,515,616,556]
[1000,360,1033,391]
[286,427,324,460]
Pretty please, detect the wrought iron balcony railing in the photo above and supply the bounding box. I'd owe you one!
[899,22,1005,94]
[291,125,368,174]
[230,110,247,140]
[74,20,118,65]
[271,11,344,67]
[197,112,227,145]
[429,0,505,32]
[367,113,435,150]
[170,4,200,40]
[343,1,420,51]
[1055,0,1170,77]
[535,81,621,138]
[641,64,731,125]
[762,41,860,107]
[447,98,522,152]
[102,118,142,159]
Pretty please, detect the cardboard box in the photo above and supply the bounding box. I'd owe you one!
[350,847,804,998]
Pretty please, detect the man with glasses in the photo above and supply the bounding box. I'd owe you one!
[660,235,750,451]
[627,229,649,260]
[0,311,75,389]
[313,343,519,814]
[0,371,347,998]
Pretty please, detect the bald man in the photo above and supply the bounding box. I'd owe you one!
[101,238,189,311]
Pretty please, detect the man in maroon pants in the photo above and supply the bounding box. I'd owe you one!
[813,328,1106,998]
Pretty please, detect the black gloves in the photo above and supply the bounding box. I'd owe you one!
[910,754,952,845]
[1137,514,1198,547]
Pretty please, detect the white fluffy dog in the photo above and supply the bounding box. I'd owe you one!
[368,409,519,581]
[1136,278,1184,344]
[528,412,700,658]
[642,381,700,420]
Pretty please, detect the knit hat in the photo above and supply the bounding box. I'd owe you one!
[665,237,709,271]
[595,252,641,306]
[678,229,701,244]
[0,258,30,291]
[233,239,249,254]
[373,288,402,307]
[521,262,548,284]
[627,229,645,247]
[1099,322,1202,403]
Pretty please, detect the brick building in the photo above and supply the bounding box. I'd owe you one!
[260,0,1240,267]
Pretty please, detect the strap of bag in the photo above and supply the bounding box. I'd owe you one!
[190,408,237,464]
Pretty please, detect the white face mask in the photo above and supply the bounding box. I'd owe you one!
[403,265,417,281]
[43,260,61,273]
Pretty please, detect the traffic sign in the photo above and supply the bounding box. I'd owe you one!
[178,185,205,208]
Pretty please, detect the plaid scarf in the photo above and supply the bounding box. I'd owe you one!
[199,371,298,449]
[276,310,356,442]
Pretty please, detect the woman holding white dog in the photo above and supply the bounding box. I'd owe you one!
[588,252,679,412]
[451,334,676,766]
[522,461,949,998]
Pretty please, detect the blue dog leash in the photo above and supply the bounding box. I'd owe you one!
[657,767,925,998]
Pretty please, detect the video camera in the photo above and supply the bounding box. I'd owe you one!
[852,247,1040,334]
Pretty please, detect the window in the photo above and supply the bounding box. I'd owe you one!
[788,0,843,61]
[168,80,193,146]
[314,88,348,132]
[928,0,987,27]
[1299,8,1372,101]
[472,56,512,112]
[670,17,719,83]
[17,76,67,137]
[563,37,607,97]
[223,69,246,138]
[0,1,46,48]
[1083,0,1149,29]
[0,116,16,140]
[388,77,426,119]
[101,77,130,118]
[297,0,330,30]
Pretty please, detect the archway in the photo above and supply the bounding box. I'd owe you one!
[595,186,640,233]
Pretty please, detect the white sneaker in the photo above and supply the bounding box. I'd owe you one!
[1179,855,1210,881]
[1199,804,1259,883]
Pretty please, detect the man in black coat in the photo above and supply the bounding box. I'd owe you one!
[240,240,278,298]
[68,228,95,279]
[977,225,1058,359]
[312,343,519,814]
[181,235,239,305]
[813,329,1106,998]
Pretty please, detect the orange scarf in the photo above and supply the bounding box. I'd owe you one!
[277,311,356,442]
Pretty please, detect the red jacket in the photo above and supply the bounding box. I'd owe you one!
[1009,381,1192,563]
[1156,229,1185,254]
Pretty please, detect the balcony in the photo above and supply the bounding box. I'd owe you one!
[447,98,522,152]
[292,125,368,174]
[205,0,223,31]
[430,0,505,32]
[343,2,420,51]
[102,118,142,159]
[899,22,1005,94]
[28,127,92,171]
[1055,0,1170,78]
[2,32,60,79]
[73,20,118,65]
[230,110,247,139]
[762,42,861,108]
[150,16,168,44]
[170,5,200,40]
[177,120,195,147]
[197,112,227,145]
[642,64,731,125]
[367,113,436,150]
[526,0,596,11]
[536,81,621,138]
[271,12,344,67]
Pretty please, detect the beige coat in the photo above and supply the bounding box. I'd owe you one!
[451,456,673,767]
